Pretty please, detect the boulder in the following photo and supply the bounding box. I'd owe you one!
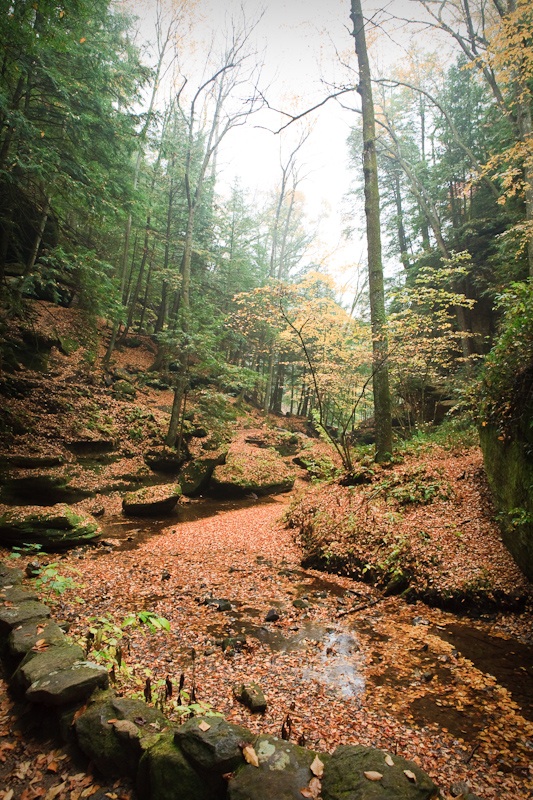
[122,485,181,517]
[210,448,295,498]
[0,504,101,549]
[0,562,23,587]
[144,447,188,474]
[233,682,267,713]
[14,643,85,689]
[7,618,67,662]
[320,745,438,800]
[0,599,51,634]
[228,734,322,800]
[179,453,227,496]
[137,733,215,800]
[0,585,38,603]
[25,660,108,705]
[175,716,252,775]
[75,691,167,778]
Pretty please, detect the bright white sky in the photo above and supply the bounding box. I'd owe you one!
[132,0,446,297]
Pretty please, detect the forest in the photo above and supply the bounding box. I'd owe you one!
[0,1,532,799]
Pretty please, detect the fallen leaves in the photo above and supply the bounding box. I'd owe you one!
[364,771,383,781]
[310,755,324,778]
[240,743,259,768]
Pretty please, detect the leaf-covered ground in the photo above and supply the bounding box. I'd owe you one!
[287,445,532,611]
[2,478,532,800]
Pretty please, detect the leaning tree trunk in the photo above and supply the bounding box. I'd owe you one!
[350,0,393,461]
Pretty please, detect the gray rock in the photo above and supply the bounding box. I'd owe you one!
[210,448,295,498]
[8,618,67,661]
[292,599,310,610]
[233,682,267,713]
[265,608,280,622]
[137,733,215,800]
[0,600,51,634]
[75,691,167,777]
[0,585,38,603]
[15,643,86,689]
[175,715,252,775]
[228,734,322,800]
[0,562,23,587]
[321,745,437,800]
[26,661,108,705]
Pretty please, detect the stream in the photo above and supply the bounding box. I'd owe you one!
[94,496,533,733]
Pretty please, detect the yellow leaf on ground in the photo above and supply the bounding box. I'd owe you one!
[385,754,394,767]
[404,769,417,783]
[364,771,383,781]
[198,721,211,732]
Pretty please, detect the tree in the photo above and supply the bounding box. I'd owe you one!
[349,0,393,461]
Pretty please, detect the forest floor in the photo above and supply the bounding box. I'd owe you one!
[1,474,532,800]
[0,302,532,800]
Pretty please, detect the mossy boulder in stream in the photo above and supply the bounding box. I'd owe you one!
[210,448,294,497]
[122,484,181,517]
[0,504,101,549]
[179,452,227,496]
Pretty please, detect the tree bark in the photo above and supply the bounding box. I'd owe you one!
[350,0,393,461]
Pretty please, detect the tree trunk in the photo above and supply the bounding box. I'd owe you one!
[350,0,393,461]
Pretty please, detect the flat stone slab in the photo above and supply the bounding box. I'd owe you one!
[8,619,67,660]
[0,504,101,549]
[0,600,51,634]
[0,563,23,587]
[0,585,38,603]
[16,643,86,689]
[26,661,108,706]
[122,485,181,517]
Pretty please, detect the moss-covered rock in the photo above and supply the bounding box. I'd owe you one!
[7,618,66,663]
[321,745,437,800]
[228,734,323,800]
[0,599,51,634]
[480,424,533,580]
[210,448,294,498]
[0,504,101,549]
[175,716,252,775]
[25,660,108,705]
[179,453,227,496]
[14,643,85,689]
[137,733,216,800]
[233,682,267,713]
[75,691,167,778]
[122,484,181,517]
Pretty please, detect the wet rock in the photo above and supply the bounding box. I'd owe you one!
[292,599,310,610]
[228,734,322,800]
[0,600,51,634]
[14,643,86,689]
[0,504,101,549]
[138,733,215,800]
[233,682,267,713]
[175,716,252,775]
[321,744,437,800]
[265,608,280,622]
[75,691,167,777]
[122,485,181,517]
[26,660,108,705]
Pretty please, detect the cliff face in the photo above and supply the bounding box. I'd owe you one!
[480,423,533,581]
